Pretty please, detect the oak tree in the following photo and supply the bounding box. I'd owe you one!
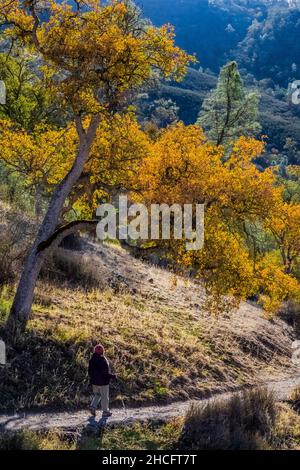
[0,0,191,334]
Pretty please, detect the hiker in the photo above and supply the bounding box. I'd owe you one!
[88,344,116,418]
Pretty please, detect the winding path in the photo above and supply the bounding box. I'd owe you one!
[1,374,300,433]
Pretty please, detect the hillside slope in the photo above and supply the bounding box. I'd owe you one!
[142,0,299,86]
[150,68,300,157]
[0,238,295,412]
[141,0,259,71]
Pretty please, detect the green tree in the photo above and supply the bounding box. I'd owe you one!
[0,53,55,131]
[0,51,64,218]
[197,61,261,147]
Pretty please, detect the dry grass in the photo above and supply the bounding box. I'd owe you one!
[0,242,294,411]
[288,387,300,413]
[40,248,105,291]
[270,402,300,449]
[79,420,183,450]
[178,388,300,450]
[178,388,276,450]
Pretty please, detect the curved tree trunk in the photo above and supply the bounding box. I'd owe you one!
[6,116,100,336]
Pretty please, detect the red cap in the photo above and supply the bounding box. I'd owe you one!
[94,344,104,355]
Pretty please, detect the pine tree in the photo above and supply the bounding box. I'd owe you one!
[197,61,261,146]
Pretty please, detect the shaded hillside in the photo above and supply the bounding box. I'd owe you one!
[141,0,255,71]
[236,6,300,86]
[142,1,300,87]
[149,68,300,156]
[148,69,216,124]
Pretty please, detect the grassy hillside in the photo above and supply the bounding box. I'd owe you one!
[0,234,294,411]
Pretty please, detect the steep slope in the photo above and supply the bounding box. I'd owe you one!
[141,0,254,71]
[149,68,300,156]
[235,6,300,86]
[0,239,295,412]
[142,1,299,86]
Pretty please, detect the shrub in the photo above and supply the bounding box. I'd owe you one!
[0,286,13,323]
[288,387,300,413]
[41,248,103,291]
[0,233,15,287]
[178,388,277,450]
[0,211,32,288]
[278,301,300,336]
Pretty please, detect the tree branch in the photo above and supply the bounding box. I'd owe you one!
[36,220,98,254]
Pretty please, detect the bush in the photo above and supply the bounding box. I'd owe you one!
[0,163,32,212]
[288,387,300,413]
[0,286,13,323]
[279,301,300,337]
[41,248,103,291]
[178,388,277,450]
[0,232,15,287]
[0,210,32,288]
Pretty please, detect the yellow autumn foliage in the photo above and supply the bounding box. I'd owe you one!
[0,0,194,114]
[134,123,300,314]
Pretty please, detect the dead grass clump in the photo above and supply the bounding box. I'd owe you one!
[178,388,277,450]
[270,402,300,450]
[288,387,300,413]
[41,248,103,291]
[278,301,300,336]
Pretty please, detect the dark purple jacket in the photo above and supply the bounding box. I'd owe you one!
[88,353,115,386]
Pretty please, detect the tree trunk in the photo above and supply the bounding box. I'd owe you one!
[6,116,100,336]
[6,245,45,336]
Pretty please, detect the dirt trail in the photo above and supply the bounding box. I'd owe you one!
[1,374,300,433]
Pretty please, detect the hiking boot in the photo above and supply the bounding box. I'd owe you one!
[102,411,112,418]
[90,407,96,417]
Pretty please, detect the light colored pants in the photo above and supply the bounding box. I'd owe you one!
[90,385,109,412]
